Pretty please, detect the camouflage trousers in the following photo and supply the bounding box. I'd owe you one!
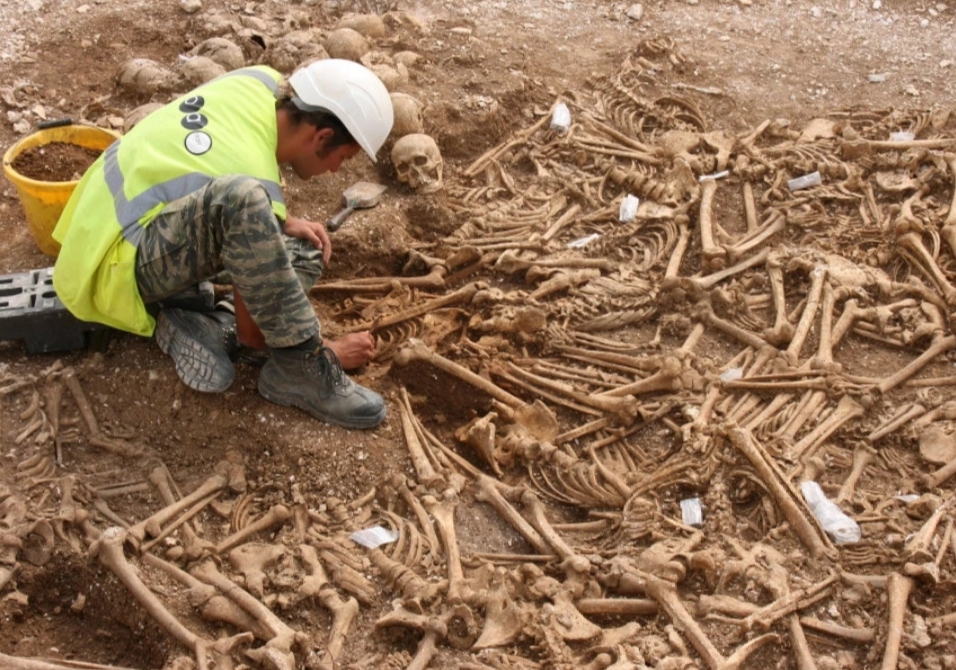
[135,175,323,348]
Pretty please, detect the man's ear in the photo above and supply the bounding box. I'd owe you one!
[311,127,335,151]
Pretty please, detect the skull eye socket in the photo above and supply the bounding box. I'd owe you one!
[413,155,429,166]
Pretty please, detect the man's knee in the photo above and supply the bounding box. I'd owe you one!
[209,175,272,211]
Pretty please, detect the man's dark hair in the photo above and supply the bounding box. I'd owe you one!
[277,97,356,155]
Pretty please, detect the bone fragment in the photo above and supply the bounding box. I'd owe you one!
[473,587,526,649]
[216,504,292,554]
[664,214,692,280]
[877,334,956,394]
[897,230,956,305]
[765,564,817,670]
[868,403,927,443]
[91,527,210,665]
[792,394,866,462]
[576,597,658,616]
[520,489,591,582]
[762,255,794,345]
[191,559,305,670]
[394,338,524,408]
[836,444,876,504]
[903,496,953,562]
[362,281,482,330]
[423,487,469,604]
[664,247,771,300]
[398,388,444,487]
[923,452,956,489]
[940,153,956,256]
[724,210,785,263]
[0,654,142,670]
[698,302,771,350]
[475,475,551,555]
[317,589,360,669]
[644,572,778,670]
[723,422,833,558]
[147,466,208,559]
[698,177,727,271]
[597,356,682,399]
[798,616,875,643]
[500,361,642,423]
[879,573,913,670]
[784,264,826,365]
[143,551,271,640]
[127,471,228,544]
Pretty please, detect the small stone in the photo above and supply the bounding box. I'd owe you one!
[872,0,881,7]
[76,4,89,12]
[180,0,202,13]
[811,6,823,17]
[867,73,886,82]
[905,84,920,96]
[625,3,643,20]
[942,60,954,68]
[920,18,930,27]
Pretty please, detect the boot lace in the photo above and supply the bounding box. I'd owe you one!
[308,346,350,397]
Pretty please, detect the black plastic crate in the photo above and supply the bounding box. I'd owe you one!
[0,268,111,353]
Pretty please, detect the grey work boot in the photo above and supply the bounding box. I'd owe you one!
[155,307,237,393]
[257,345,386,429]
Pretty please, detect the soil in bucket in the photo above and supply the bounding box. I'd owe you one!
[11,142,102,182]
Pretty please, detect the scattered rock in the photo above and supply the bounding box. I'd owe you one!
[625,4,643,20]
[180,0,202,13]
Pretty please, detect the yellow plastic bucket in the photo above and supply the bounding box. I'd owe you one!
[2,125,121,256]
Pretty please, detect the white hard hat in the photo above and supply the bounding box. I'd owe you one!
[289,59,394,162]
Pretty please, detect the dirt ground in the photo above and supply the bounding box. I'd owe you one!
[2,0,956,669]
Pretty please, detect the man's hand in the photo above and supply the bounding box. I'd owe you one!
[284,216,332,264]
[325,331,376,370]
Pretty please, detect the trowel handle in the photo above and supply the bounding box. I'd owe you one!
[326,205,356,232]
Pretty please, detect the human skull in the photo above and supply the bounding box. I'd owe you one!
[389,92,424,137]
[391,133,443,193]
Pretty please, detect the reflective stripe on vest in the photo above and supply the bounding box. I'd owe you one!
[103,68,285,247]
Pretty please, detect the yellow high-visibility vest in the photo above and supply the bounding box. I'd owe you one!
[53,66,287,336]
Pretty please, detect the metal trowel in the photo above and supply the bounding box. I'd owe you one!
[326,181,387,231]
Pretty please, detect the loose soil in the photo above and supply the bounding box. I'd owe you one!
[10,143,103,182]
[1,1,956,670]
